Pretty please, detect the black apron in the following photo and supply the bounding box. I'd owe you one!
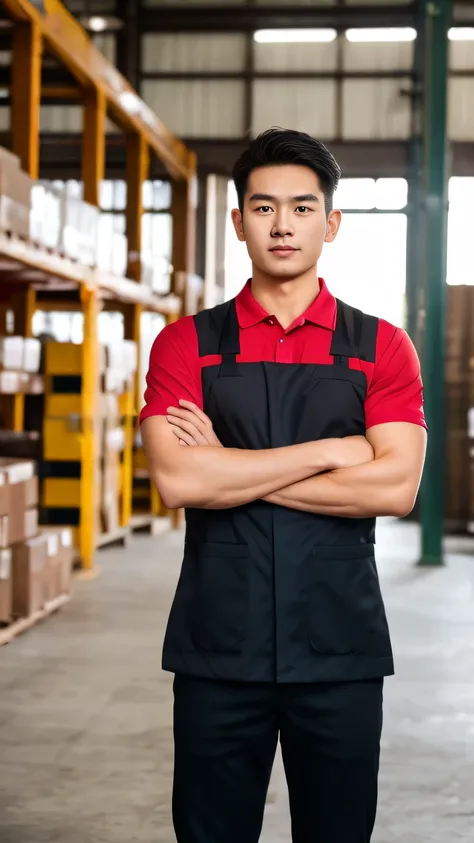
[162,297,394,683]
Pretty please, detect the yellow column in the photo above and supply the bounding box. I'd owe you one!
[80,287,99,569]
[79,83,105,565]
[82,86,106,206]
[11,21,41,179]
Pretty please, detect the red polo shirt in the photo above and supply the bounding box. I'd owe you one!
[140,279,426,431]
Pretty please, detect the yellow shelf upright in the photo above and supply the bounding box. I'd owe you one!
[79,77,105,567]
[80,286,99,569]
[11,18,41,179]
[82,85,106,206]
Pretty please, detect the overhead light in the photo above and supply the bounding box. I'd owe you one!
[254,29,337,44]
[87,16,108,33]
[80,15,124,33]
[448,27,474,41]
[346,28,416,43]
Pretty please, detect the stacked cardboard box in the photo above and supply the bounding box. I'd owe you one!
[445,285,474,533]
[100,341,137,533]
[96,213,128,277]
[30,182,62,249]
[0,336,42,399]
[0,147,34,240]
[0,458,74,624]
[101,393,123,534]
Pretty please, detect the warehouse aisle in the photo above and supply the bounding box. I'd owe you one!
[1,522,474,843]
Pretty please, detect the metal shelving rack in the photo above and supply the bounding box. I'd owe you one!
[0,0,198,569]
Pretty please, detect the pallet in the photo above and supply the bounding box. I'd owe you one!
[130,514,171,536]
[96,525,130,550]
[0,593,70,647]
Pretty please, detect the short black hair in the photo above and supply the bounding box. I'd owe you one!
[232,128,341,216]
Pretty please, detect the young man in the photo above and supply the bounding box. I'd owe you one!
[140,128,427,843]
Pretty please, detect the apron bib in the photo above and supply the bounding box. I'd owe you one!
[163,298,394,683]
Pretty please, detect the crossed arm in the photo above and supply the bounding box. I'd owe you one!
[141,402,426,519]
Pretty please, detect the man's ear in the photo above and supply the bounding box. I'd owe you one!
[324,209,342,243]
[231,208,245,242]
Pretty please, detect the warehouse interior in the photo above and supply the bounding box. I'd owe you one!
[0,0,473,840]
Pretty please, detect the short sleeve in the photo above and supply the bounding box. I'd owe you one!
[139,317,202,425]
[365,322,427,431]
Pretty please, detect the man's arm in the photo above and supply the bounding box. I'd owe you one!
[141,416,373,511]
[264,324,427,518]
[264,422,426,518]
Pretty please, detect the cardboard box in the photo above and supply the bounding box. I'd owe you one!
[0,336,24,370]
[9,475,39,513]
[0,371,20,394]
[0,458,35,485]
[41,530,61,602]
[102,457,120,534]
[445,430,470,525]
[0,458,38,543]
[0,146,21,170]
[111,232,128,278]
[7,507,38,547]
[0,468,8,516]
[23,338,41,374]
[12,535,48,618]
[40,527,73,596]
[0,515,8,549]
[0,195,30,240]
[30,183,61,249]
[0,162,33,206]
[0,548,11,623]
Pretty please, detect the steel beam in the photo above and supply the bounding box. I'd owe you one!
[11,19,41,178]
[418,0,452,567]
[8,133,474,183]
[141,3,416,32]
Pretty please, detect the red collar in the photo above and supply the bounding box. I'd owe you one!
[235,278,337,332]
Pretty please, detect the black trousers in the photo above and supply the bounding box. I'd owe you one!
[172,674,384,843]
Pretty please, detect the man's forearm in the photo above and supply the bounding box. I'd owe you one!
[264,456,416,519]
[159,440,339,510]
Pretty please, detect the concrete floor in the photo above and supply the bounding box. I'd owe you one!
[0,520,474,842]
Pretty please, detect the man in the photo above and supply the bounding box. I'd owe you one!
[140,128,427,843]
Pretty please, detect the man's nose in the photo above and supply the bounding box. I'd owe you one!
[271,216,294,238]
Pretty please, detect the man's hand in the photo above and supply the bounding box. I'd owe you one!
[166,400,223,447]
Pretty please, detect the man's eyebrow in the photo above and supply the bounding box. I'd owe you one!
[248,193,275,202]
[248,193,319,203]
[294,194,319,203]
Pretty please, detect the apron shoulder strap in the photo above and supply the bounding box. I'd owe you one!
[194,299,241,376]
[331,299,378,364]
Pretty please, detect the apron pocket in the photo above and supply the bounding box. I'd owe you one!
[190,541,250,654]
[307,544,389,656]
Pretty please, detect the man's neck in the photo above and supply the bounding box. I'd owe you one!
[250,269,320,330]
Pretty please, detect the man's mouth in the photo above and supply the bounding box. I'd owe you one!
[269,245,299,256]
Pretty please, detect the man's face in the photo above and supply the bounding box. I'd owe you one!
[231,164,341,281]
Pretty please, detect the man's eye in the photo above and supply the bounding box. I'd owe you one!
[257,206,272,213]
[296,206,311,213]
